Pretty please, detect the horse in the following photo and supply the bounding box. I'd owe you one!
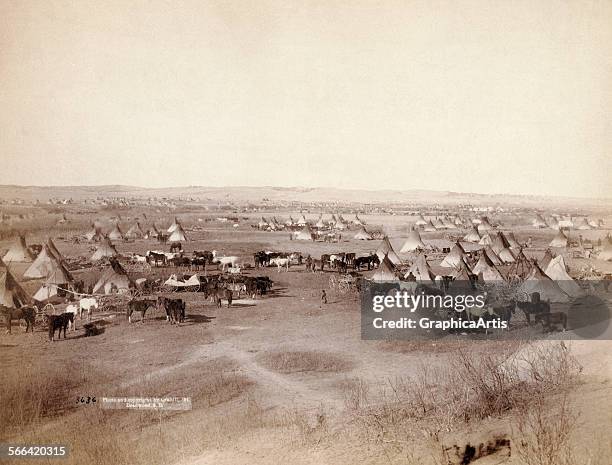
[354,255,377,271]
[169,242,183,253]
[270,257,290,272]
[193,250,214,263]
[211,288,233,308]
[157,297,185,322]
[1,305,37,334]
[515,299,550,325]
[212,253,240,271]
[167,299,186,324]
[127,299,157,323]
[169,256,191,267]
[79,297,99,320]
[65,304,79,331]
[534,312,567,332]
[146,250,167,267]
[225,282,246,297]
[47,313,74,341]
[490,301,515,328]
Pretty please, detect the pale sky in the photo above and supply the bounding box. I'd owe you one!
[1,0,610,198]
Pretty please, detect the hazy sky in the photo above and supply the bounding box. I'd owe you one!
[1,0,610,198]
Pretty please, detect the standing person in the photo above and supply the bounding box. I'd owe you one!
[321,290,327,305]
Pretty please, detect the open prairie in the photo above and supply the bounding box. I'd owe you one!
[1,194,611,465]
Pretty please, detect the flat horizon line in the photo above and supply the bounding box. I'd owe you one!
[0,183,610,202]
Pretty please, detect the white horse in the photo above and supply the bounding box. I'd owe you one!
[65,304,79,331]
[270,257,290,272]
[212,250,239,271]
[79,297,99,321]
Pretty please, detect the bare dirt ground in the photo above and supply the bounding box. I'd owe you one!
[1,209,612,465]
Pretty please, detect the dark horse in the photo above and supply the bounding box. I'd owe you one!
[157,296,186,322]
[211,288,232,308]
[147,251,167,267]
[1,305,36,334]
[534,312,567,332]
[167,299,186,324]
[127,299,157,323]
[515,299,550,324]
[47,313,74,341]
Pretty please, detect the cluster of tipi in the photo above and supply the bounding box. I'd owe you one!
[412,213,472,232]
[260,214,365,235]
[86,217,187,244]
[368,227,590,303]
[532,214,603,230]
[1,235,133,306]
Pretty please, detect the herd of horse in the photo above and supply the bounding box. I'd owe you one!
[408,283,568,332]
[2,283,567,341]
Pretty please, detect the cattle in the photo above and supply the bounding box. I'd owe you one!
[79,298,99,320]
[1,305,36,334]
[127,299,157,323]
[47,313,74,341]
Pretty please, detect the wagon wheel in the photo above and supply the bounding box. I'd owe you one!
[329,275,337,289]
[42,303,56,315]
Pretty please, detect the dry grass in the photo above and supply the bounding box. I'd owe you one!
[258,350,353,374]
[515,393,577,465]
[0,363,87,437]
[340,342,583,463]
[0,358,257,465]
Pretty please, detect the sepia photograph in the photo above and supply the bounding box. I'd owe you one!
[1,1,611,464]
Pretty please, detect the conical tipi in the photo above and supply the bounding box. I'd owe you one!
[440,242,467,268]
[518,264,570,303]
[463,227,481,243]
[3,235,34,263]
[375,237,401,266]
[549,230,568,248]
[400,228,426,253]
[472,252,504,281]
[371,254,398,281]
[91,237,119,261]
[354,226,372,240]
[168,224,187,242]
[93,258,132,294]
[404,254,436,282]
[0,258,29,308]
[544,255,583,297]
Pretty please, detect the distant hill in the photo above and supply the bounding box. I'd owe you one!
[0,184,609,208]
